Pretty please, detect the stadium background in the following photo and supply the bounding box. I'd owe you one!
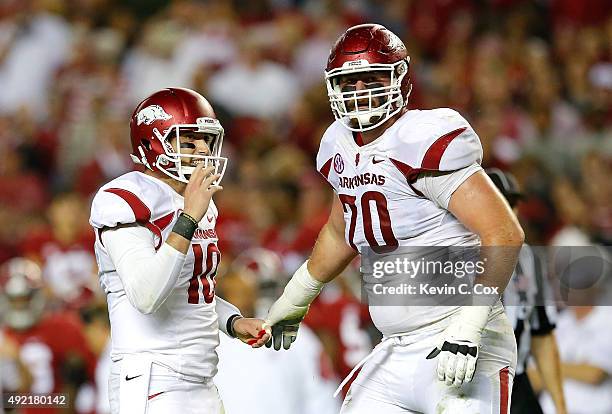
[0,0,610,413]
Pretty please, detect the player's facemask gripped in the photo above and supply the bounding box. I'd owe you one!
[139,117,227,185]
[326,58,411,132]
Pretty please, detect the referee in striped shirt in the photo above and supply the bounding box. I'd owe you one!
[487,169,567,414]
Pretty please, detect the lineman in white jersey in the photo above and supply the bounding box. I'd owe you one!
[265,25,523,413]
[90,88,270,414]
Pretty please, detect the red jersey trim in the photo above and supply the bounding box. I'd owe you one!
[148,391,165,400]
[153,212,175,231]
[389,158,419,183]
[104,188,152,223]
[389,158,424,196]
[104,188,163,250]
[352,131,364,147]
[422,127,467,170]
[319,157,333,180]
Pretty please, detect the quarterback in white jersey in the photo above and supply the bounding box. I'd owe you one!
[265,25,524,413]
[90,88,270,414]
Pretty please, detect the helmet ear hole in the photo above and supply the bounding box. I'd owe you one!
[141,139,152,151]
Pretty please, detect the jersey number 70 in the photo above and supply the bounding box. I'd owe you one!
[339,191,398,253]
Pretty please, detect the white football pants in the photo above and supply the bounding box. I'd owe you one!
[340,313,517,414]
[109,359,224,414]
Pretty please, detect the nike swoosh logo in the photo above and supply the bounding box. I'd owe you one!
[207,216,214,222]
[372,157,384,164]
[148,391,165,400]
[125,374,143,381]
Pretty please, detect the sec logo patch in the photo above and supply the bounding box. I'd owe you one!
[333,153,344,174]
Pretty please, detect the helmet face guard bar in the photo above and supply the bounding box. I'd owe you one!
[158,152,228,186]
[325,59,410,132]
[135,117,228,184]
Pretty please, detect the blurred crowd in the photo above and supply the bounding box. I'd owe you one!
[0,0,611,413]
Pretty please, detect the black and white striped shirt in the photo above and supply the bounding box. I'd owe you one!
[503,244,557,375]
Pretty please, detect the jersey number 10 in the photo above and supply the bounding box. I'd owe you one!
[187,243,220,304]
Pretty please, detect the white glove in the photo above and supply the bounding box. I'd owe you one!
[264,296,308,350]
[426,306,490,386]
[264,261,324,351]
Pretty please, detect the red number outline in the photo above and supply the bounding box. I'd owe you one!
[188,243,220,304]
[338,194,358,250]
[339,191,398,253]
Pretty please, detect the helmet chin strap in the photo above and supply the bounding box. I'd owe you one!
[345,89,406,131]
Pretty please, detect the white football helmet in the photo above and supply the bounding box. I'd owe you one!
[0,258,46,330]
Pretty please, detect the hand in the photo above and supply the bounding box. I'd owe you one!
[183,164,222,222]
[426,332,480,386]
[264,319,302,351]
[232,318,271,348]
[263,261,322,351]
[264,295,310,351]
[426,307,489,386]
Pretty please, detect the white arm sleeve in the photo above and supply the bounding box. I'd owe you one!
[413,164,482,209]
[101,225,187,315]
[266,261,324,325]
[215,297,242,337]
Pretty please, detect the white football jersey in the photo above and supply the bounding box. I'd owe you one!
[90,171,221,380]
[316,109,495,336]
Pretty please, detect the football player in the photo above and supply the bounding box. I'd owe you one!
[0,257,96,414]
[89,88,270,414]
[265,24,523,413]
[488,169,566,414]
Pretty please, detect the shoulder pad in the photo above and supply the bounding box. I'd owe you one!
[391,109,483,172]
[89,172,175,230]
[316,121,345,182]
[316,121,344,178]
